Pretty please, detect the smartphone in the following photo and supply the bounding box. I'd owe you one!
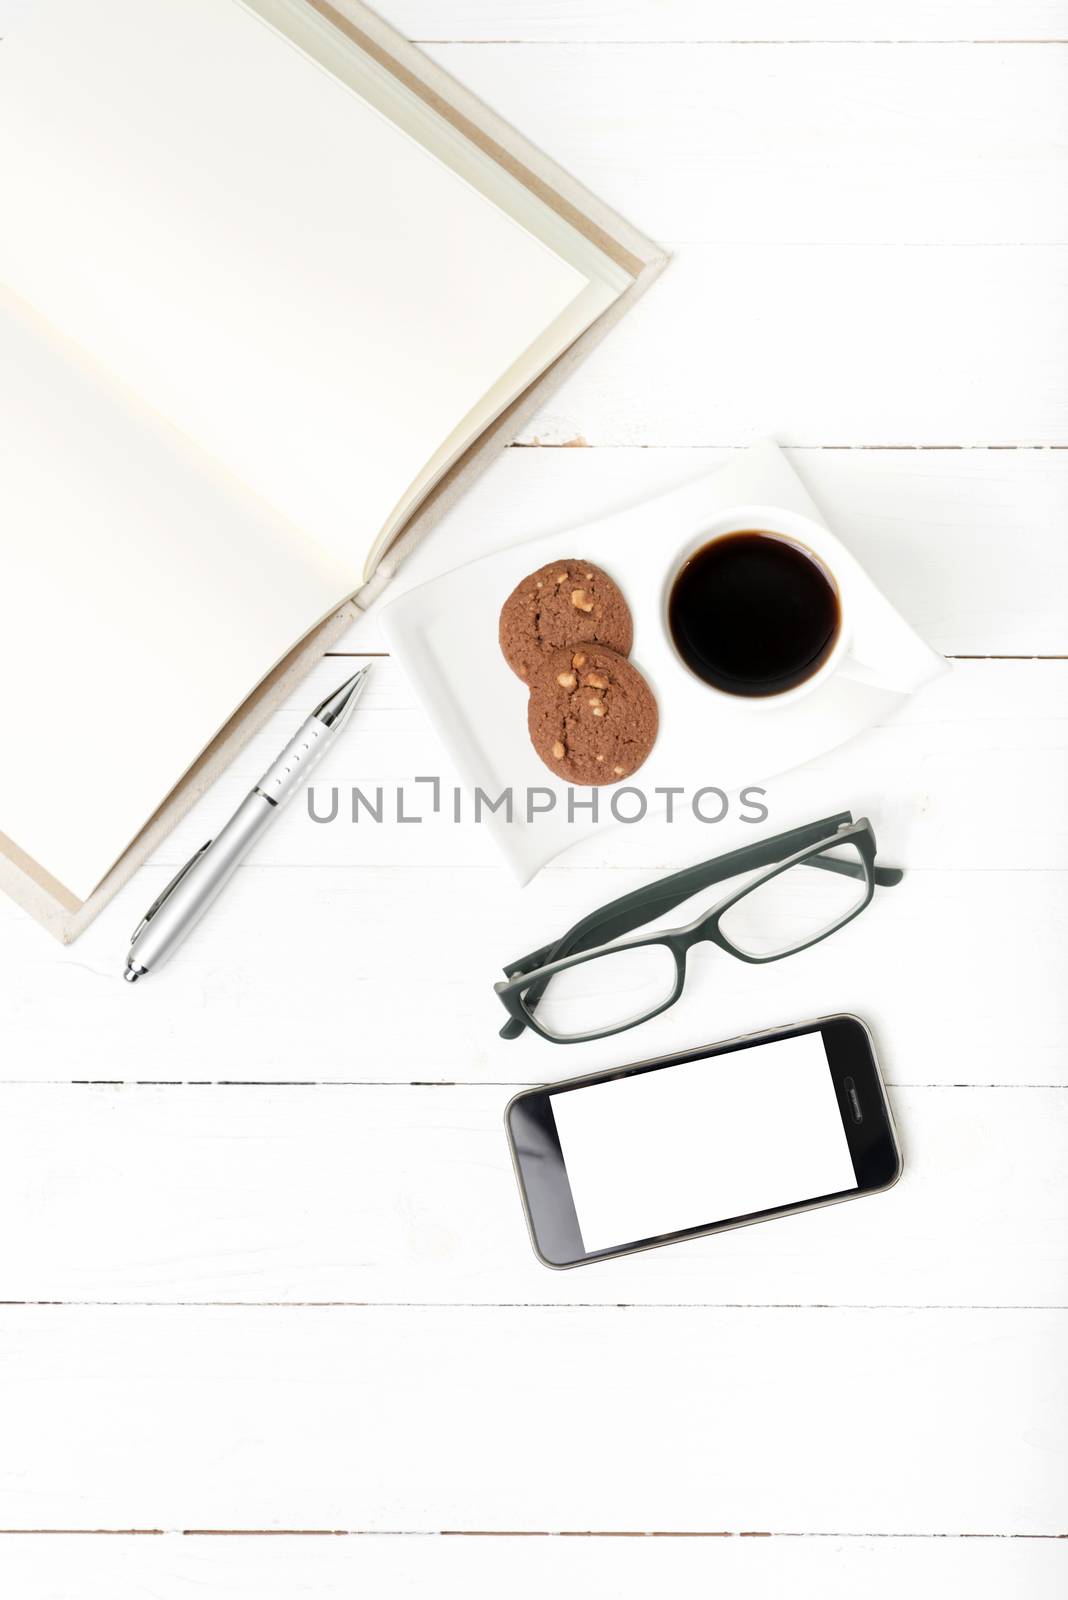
[505,1014,900,1268]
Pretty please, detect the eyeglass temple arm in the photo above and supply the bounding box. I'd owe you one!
[499,813,901,1039]
[815,856,902,887]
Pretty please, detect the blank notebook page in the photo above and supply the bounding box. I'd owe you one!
[0,291,353,903]
[0,0,610,575]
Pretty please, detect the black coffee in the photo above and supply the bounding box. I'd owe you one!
[668,531,840,697]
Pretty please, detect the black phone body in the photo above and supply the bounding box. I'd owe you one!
[505,1014,901,1268]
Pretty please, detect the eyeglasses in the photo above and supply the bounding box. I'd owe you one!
[494,812,901,1044]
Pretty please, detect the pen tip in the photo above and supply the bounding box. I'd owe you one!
[124,963,145,983]
[313,662,373,726]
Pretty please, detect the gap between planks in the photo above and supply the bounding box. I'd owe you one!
[407,39,1068,47]
[508,443,1068,450]
[0,1527,1063,1538]
[323,651,1068,662]
[51,1078,1068,1089]
[0,1300,1063,1311]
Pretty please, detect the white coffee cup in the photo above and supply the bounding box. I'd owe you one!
[664,506,886,709]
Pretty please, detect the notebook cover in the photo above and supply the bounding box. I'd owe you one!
[2,0,667,942]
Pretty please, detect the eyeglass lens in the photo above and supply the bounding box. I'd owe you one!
[520,941,676,1040]
[718,840,870,957]
[520,839,871,1039]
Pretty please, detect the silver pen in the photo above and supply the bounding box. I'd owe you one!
[123,664,371,982]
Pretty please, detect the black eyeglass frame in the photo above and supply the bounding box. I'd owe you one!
[494,812,902,1045]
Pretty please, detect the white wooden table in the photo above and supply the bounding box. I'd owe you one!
[2,4,1066,1594]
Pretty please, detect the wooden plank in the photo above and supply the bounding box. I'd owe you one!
[0,1304,1062,1530]
[378,3,1068,44]
[0,1083,1062,1308]
[375,446,1068,657]
[0,1530,1065,1599]
[151,658,1068,869]
[2,859,1063,1085]
[417,42,1068,244]
[507,245,1068,447]
[2,655,1064,1085]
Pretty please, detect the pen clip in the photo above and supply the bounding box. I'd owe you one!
[130,840,212,943]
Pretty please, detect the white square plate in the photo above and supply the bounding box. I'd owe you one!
[381,441,947,882]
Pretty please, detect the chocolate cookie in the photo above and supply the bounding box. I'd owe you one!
[499,559,633,683]
[527,646,658,786]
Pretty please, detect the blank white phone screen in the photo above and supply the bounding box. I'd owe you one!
[549,1032,858,1254]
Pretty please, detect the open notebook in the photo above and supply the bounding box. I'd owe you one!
[0,0,665,938]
